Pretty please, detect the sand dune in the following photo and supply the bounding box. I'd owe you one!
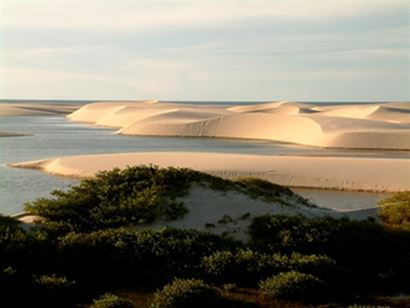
[227,101,287,112]
[1,103,80,116]
[318,105,381,118]
[66,101,410,150]
[10,152,410,192]
[119,113,326,146]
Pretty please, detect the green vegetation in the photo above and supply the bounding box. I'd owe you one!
[152,279,223,308]
[91,293,133,308]
[201,249,336,286]
[24,166,307,234]
[378,191,410,229]
[259,271,324,300]
[235,178,313,207]
[1,167,409,307]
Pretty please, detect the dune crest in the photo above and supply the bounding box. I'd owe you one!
[66,101,410,150]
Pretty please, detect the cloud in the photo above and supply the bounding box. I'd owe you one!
[3,1,408,31]
[1,0,409,100]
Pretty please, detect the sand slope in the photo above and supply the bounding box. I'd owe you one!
[10,152,410,192]
[1,103,80,116]
[66,101,410,150]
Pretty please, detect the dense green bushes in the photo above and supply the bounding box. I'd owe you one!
[201,249,336,286]
[378,191,410,229]
[24,166,202,233]
[259,271,324,300]
[248,214,410,294]
[152,278,223,308]
[2,168,410,306]
[57,227,239,285]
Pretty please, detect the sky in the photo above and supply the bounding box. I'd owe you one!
[1,0,409,101]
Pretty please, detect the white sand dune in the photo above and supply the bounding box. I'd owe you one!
[227,101,287,112]
[119,113,325,146]
[10,152,410,192]
[66,101,410,150]
[1,103,80,116]
[318,105,381,119]
[96,106,178,128]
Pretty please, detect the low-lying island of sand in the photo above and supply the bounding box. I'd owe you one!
[10,152,410,192]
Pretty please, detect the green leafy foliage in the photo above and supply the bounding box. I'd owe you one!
[57,227,238,285]
[152,278,223,308]
[259,271,324,300]
[24,166,201,233]
[249,214,410,294]
[201,249,336,286]
[2,167,410,306]
[378,192,410,229]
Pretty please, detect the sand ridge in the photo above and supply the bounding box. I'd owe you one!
[10,152,410,192]
[66,101,410,150]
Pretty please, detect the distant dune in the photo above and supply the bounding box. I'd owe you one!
[10,152,410,192]
[0,131,32,137]
[67,101,410,150]
[0,103,81,116]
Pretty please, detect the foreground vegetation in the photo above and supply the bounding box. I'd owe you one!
[1,166,409,307]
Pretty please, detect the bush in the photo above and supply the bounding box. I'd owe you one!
[201,249,337,286]
[57,227,238,286]
[25,166,311,234]
[91,293,133,308]
[259,271,324,300]
[152,278,223,308]
[248,214,410,294]
[34,274,75,290]
[25,166,201,233]
[378,192,410,229]
[249,215,393,267]
[33,274,77,303]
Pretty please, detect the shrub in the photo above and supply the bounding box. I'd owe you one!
[91,293,133,308]
[25,166,311,234]
[202,249,273,285]
[259,271,324,300]
[201,249,337,286]
[24,166,201,233]
[34,274,75,290]
[57,227,239,286]
[33,274,77,303]
[249,215,393,268]
[248,214,410,294]
[378,192,410,229]
[235,178,313,207]
[152,278,223,308]
[288,253,337,279]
